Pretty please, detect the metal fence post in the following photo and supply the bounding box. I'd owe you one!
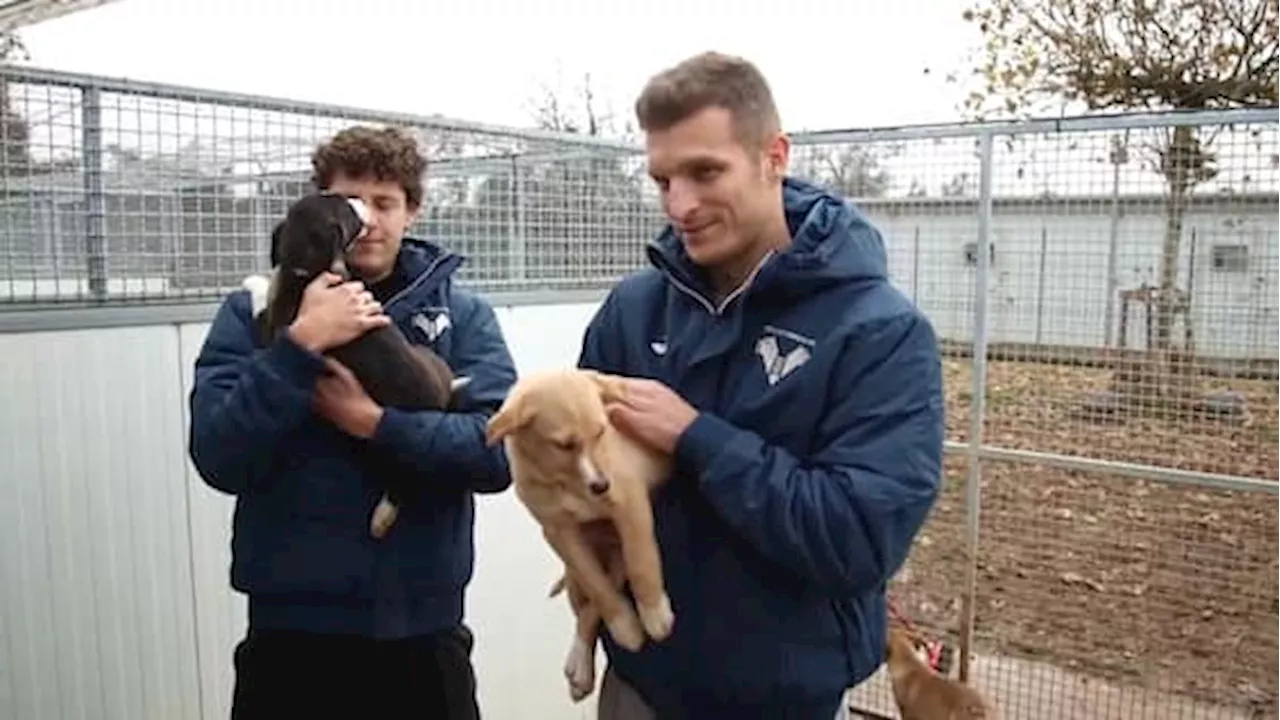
[911,226,920,304]
[80,83,106,299]
[1103,130,1129,347]
[957,130,996,684]
[511,159,527,282]
[1035,225,1048,344]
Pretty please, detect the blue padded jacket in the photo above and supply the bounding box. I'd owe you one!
[578,177,945,718]
[188,237,516,639]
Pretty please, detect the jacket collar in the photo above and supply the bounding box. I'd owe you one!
[379,235,465,317]
[646,176,889,315]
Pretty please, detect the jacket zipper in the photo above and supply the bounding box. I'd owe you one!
[649,244,776,317]
[650,247,776,413]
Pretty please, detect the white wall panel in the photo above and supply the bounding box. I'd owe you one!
[0,302,606,720]
[0,326,201,720]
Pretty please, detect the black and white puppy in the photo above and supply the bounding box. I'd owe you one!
[242,191,469,539]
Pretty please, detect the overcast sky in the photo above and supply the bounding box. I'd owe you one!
[16,0,974,132]
[11,0,1274,197]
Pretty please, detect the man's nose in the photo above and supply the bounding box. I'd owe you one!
[664,181,698,221]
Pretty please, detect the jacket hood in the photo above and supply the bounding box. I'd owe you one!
[396,235,463,283]
[646,176,889,303]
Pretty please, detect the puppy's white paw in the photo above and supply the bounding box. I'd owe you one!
[562,637,596,702]
[241,274,271,318]
[638,593,675,641]
[605,608,646,652]
[369,495,399,539]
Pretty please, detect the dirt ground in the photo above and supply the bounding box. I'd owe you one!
[886,357,1279,718]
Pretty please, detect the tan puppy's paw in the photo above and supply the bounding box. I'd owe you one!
[563,637,596,702]
[638,593,674,641]
[606,608,647,652]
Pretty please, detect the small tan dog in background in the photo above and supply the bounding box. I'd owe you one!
[885,623,995,720]
[484,368,673,701]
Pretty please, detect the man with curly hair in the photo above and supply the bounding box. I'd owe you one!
[187,125,517,719]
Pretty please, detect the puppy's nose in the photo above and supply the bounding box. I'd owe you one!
[587,478,610,495]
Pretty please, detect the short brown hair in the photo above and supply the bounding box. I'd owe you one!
[634,51,781,146]
[310,125,427,208]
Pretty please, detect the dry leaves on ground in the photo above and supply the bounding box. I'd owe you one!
[893,359,1278,715]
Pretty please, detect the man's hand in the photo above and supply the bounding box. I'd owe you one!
[288,272,390,353]
[606,378,699,455]
[313,358,384,439]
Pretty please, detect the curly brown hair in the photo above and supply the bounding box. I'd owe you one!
[310,125,428,208]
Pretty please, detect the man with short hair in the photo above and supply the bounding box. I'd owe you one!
[578,51,946,718]
[188,125,516,719]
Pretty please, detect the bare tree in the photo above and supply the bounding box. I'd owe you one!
[0,31,32,177]
[516,72,653,276]
[951,0,1278,402]
[525,72,629,139]
[420,71,655,283]
[791,144,901,198]
[940,171,975,198]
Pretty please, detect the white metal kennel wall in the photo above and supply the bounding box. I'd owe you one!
[0,301,611,720]
[0,65,1276,719]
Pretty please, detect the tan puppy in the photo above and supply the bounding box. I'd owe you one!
[484,368,673,701]
[886,624,994,720]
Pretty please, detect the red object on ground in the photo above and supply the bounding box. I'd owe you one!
[887,595,949,673]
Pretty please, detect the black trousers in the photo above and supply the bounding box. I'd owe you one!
[229,626,481,720]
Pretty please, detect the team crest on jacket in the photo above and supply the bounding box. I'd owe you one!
[754,324,813,386]
[412,309,452,343]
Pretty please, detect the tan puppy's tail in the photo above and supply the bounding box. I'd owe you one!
[548,575,567,598]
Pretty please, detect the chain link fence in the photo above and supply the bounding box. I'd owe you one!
[802,110,1280,720]
[0,65,663,305]
[1,66,1276,719]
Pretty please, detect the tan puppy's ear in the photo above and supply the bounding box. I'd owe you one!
[893,625,929,654]
[583,369,629,405]
[485,397,531,446]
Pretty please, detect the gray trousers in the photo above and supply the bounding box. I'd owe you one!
[595,668,656,720]
[596,668,852,719]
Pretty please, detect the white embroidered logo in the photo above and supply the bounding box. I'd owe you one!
[412,310,451,343]
[650,339,668,356]
[754,325,814,386]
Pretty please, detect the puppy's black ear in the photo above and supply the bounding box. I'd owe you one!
[269,221,284,268]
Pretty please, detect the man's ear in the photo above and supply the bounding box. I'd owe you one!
[763,131,790,182]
